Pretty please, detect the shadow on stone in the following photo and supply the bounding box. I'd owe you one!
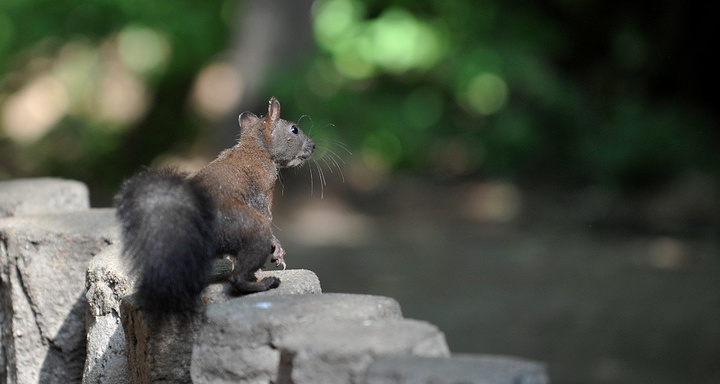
[83,324,130,384]
[121,294,200,384]
[38,293,88,384]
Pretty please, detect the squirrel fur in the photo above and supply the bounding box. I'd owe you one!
[115,97,315,312]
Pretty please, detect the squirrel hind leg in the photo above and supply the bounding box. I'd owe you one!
[228,273,280,294]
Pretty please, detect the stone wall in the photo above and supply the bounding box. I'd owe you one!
[0,179,115,384]
[0,178,549,384]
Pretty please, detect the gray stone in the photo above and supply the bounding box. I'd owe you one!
[0,178,89,217]
[364,354,550,384]
[83,245,132,384]
[122,270,325,384]
[0,209,118,384]
[82,243,321,384]
[121,295,199,384]
[252,268,323,297]
[276,318,450,384]
[191,293,403,384]
[202,268,322,304]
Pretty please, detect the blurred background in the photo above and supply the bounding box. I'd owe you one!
[1,0,718,382]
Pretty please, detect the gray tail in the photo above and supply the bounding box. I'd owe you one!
[115,168,215,312]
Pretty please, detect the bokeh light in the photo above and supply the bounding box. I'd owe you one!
[1,74,69,144]
[465,72,509,115]
[117,25,172,77]
[0,25,171,146]
[313,0,447,79]
[191,61,244,120]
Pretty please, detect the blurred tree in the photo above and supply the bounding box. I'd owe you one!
[0,0,717,202]
[0,0,231,202]
[212,0,315,150]
[270,0,719,186]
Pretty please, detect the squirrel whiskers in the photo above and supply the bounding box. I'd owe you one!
[305,137,352,199]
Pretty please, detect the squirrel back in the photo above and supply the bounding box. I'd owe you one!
[115,97,314,312]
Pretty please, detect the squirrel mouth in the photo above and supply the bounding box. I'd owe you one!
[288,151,312,167]
[285,140,314,168]
[285,150,312,168]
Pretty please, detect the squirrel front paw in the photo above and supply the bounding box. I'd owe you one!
[271,237,287,270]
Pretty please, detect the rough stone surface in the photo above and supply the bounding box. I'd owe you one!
[122,270,324,384]
[121,295,199,384]
[0,178,89,218]
[83,245,132,384]
[202,268,322,304]
[0,178,90,383]
[365,354,549,384]
[275,318,450,384]
[0,209,118,384]
[0,178,555,384]
[83,244,320,384]
[191,293,403,384]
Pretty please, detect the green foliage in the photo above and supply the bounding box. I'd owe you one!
[0,0,717,192]
[0,0,231,187]
[271,0,718,185]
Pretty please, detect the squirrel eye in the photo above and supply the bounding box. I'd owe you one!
[290,125,299,134]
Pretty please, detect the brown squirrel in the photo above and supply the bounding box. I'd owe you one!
[115,97,315,312]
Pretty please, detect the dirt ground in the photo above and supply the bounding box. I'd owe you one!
[271,173,720,384]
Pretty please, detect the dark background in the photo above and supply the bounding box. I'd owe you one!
[1,1,718,382]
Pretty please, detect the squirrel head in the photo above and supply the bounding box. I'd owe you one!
[238,97,315,168]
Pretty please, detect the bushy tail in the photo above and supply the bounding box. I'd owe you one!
[115,168,216,313]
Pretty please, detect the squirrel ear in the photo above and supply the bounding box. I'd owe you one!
[239,112,259,127]
[268,97,281,122]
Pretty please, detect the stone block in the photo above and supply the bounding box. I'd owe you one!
[122,269,324,384]
[364,354,549,384]
[191,293,403,384]
[84,243,321,384]
[202,268,322,304]
[120,296,199,384]
[275,318,450,384]
[0,178,89,217]
[83,245,132,384]
[0,209,118,384]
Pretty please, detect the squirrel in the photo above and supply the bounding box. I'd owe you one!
[115,97,315,313]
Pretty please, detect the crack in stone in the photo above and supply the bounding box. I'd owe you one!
[14,248,50,347]
[1,238,12,383]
